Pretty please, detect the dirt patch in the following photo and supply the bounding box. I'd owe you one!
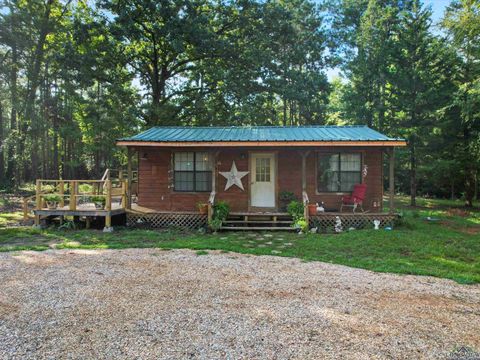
[446,208,470,217]
[439,219,480,235]
[0,249,479,359]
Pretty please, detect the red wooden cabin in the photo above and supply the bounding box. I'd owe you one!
[116,126,406,230]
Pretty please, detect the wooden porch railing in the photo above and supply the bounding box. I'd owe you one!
[25,179,128,227]
[101,168,138,182]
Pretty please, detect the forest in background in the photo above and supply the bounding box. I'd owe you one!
[0,0,479,206]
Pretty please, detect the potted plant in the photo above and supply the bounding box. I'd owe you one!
[91,195,106,209]
[197,202,208,214]
[287,200,304,222]
[308,203,317,215]
[208,201,230,233]
[293,218,309,234]
[208,218,223,234]
[43,194,61,209]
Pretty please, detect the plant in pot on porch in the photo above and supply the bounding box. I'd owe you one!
[197,202,208,215]
[208,201,230,233]
[43,194,61,209]
[287,200,309,233]
[91,195,106,209]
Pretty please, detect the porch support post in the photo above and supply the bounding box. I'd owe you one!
[211,151,218,193]
[34,180,41,227]
[301,151,310,192]
[127,147,133,209]
[301,151,311,225]
[207,151,219,224]
[389,147,395,214]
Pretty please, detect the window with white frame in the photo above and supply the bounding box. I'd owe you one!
[317,153,361,192]
[174,152,212,192]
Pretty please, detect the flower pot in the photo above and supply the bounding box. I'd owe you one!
[198,204,208,215]
[46,201,57,210]
[308,204,317,215]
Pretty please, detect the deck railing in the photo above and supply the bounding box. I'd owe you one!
[24,179,128,222]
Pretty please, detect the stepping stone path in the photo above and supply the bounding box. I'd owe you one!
[257,244,266,248]
[264,234,273,238]
[220,237,228,240]
[284,243,293,246]
[271,250,282,254]
[266,241,273,245]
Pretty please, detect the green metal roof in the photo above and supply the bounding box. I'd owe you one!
[119,125,404,143]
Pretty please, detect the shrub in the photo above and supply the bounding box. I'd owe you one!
[208,218,223,232]
[91,195,106,205]
[287,200,304,221]
[213,201,230,221]
[78,183,93,193]
[293,218,309,233]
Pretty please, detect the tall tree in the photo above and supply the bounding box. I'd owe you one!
[442,0,480,206]
[390,0,436,206]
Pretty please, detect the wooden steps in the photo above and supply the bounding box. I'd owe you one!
[221,226,295,231]
[221,212,294,231]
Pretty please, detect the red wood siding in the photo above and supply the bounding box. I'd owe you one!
[135,147,384,212]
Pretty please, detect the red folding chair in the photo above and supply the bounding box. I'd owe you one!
[340,183,367,213]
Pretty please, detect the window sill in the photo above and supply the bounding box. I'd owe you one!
[172,191,211,194]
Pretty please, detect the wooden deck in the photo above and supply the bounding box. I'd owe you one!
[34,203,126,217]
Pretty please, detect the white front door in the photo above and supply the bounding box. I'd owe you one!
[250,153,275,208]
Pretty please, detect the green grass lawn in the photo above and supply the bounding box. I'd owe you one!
[0,195,479,284]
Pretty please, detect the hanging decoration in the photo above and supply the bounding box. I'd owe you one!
[220,161,249,191]
[362,164,368,179]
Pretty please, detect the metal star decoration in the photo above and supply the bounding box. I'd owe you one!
[220,161,249,191]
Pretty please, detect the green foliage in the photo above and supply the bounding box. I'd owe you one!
[208,218,223,232]
[279,191,297,202]
[196,202,207,211]
[287,200,304,222]
[293,218,309,233]
[43,194,61,203]
[213,201,230,222]
[208,200,230,232]
[90,196,105,205]
[78,184,93,193]
[58,220,77,231]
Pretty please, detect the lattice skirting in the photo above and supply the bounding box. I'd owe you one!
[127,212,207,229]
[310,213,398,232]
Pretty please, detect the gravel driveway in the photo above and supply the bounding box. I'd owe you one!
[0,249,479,359]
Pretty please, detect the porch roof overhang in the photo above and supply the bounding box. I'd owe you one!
[117,125,407,148]
[116,140,406,147]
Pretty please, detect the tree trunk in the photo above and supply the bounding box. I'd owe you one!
[409,137,416,207]
[0,102,4,186]
[19,0,54,182]
[6,8,18,188]
[463,127,474,207]
[451,180,455,201]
